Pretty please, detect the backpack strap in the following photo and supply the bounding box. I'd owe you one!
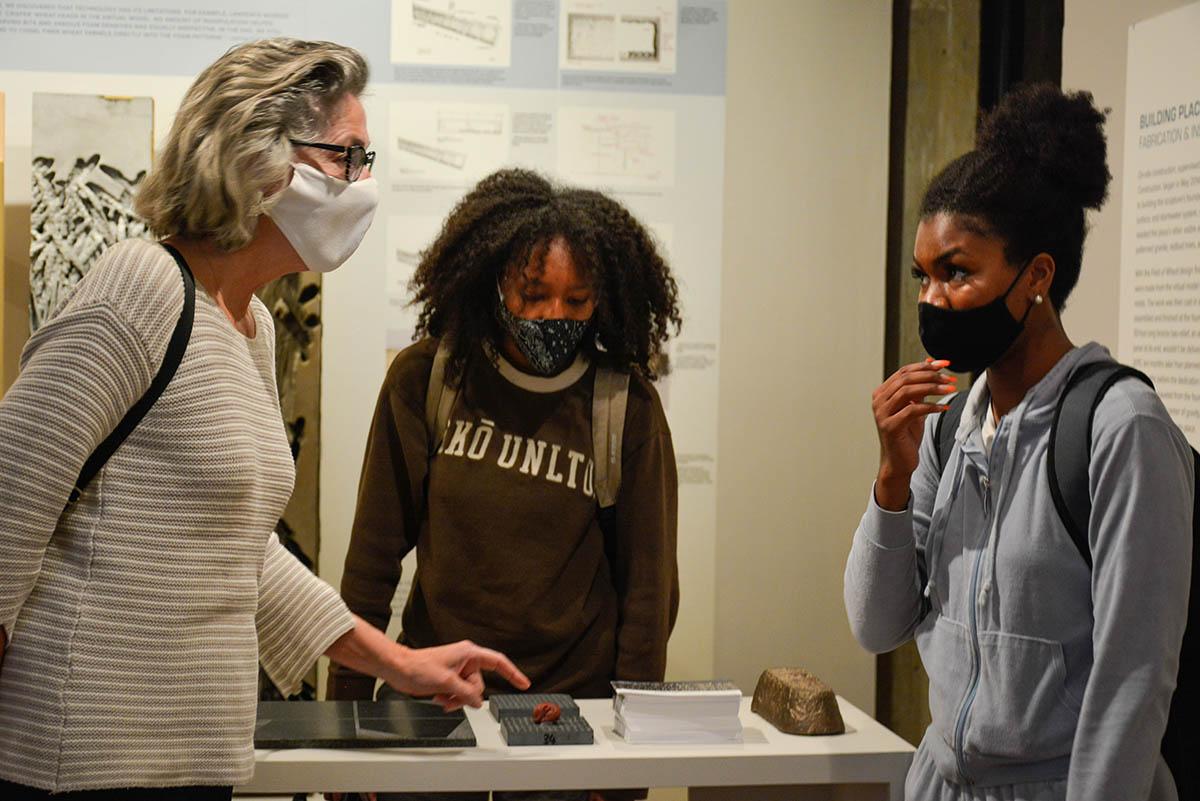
[592,366,630,510]
[934,392,969,476]
[593,366,630,597]
[67,242,195,506]
[1048,361,1154,569]
[425,340,458,453]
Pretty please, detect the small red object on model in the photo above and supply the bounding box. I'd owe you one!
[532,702,562,724]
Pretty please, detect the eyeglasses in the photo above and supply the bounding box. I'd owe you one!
[289,139,376,182]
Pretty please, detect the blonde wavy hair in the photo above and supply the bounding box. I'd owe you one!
[135,38,368,251]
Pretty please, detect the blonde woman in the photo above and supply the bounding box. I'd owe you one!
[0,38,527,801]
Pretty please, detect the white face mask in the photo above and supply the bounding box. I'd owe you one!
[267,162,379,273]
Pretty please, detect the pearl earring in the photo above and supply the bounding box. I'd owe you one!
[1034,295,1044,305]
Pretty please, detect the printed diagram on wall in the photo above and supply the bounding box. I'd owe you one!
[560,0,677,74]
[390,100,512,185]
[30,93,154,331]
[557,106,675,188]
[391,0,513,68]
[386,214,444,364]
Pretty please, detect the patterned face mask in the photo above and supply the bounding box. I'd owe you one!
[496,287,591,376]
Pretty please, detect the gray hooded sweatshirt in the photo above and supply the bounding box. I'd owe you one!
[844,343,1192,801]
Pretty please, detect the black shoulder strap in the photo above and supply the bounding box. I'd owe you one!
[67,243,196,505]
[1047,361,1154,569]
[934,392,969,475]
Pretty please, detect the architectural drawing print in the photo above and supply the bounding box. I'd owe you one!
[386,214,442,302]
[567,13,616,61]
[391,100,511,184]
[618,15,660,62]
[414,0,500,44]
[391,0,513,68]
[438,110,505,136]
[29,94,154,331]
[396,136,469,170]
[394,247,422,267]
[385,214,443,363]
[567,13,660,64]
[557,106,676,189]
[559,0,677,73]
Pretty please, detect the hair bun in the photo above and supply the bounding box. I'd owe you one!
[976,83,1111,210]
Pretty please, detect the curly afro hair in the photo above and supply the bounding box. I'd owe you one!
[410,168,682,380]
[920,83,1111,309]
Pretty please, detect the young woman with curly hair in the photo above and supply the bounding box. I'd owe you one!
[845,84,1192,801]
[330,169,681,798]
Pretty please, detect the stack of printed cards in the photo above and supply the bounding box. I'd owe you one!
[612,680,743,744]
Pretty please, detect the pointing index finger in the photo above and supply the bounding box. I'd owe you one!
[470,647,531,690]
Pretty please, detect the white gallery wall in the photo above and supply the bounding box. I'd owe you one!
[712,0,891,713]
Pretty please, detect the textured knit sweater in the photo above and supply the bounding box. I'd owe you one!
[329,338,679,702]
[0,239,354,792]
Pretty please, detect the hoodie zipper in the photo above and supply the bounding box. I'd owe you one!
[953,472,990,785]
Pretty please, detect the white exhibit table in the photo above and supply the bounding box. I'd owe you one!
[240,697,915,800]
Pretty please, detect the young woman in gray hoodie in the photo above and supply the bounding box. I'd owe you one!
[845,84,1192,801]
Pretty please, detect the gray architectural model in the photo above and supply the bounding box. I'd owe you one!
[489,694,594,746]
[501,716,594,746]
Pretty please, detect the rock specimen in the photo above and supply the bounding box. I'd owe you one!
[751,668,844,735]
[532,701,562,724]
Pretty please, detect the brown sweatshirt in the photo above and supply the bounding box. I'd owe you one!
[329,337,679,700]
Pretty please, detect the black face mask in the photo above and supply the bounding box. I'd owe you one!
[918,260,1035,374]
